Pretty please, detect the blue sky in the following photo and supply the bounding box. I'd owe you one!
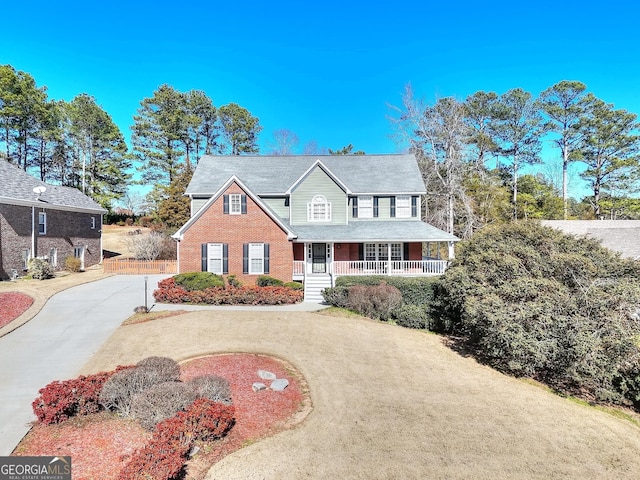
[3,0,640,198]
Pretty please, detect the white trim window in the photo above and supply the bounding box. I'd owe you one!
[396,195,411,218]
[358,195,373,218]
[365,243,403,261]
[249,243,264,274]
[38,212,46,235]
[229,193,242,215]
[207,243,224,274]
[91,217,96,229]
[49,248,58,267]
[22,249,31,270]
[307,195,332,222]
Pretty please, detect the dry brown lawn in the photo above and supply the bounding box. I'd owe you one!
[81,309,640,480]
[102,224,151,258]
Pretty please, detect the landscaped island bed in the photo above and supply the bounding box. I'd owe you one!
[15,353,309,480]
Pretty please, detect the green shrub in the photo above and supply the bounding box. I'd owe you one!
[284,281,303,290]
[173,272,224,291]
[392,304,431,329]
[321,286,350,308]
[336,275,439,305]
[226,274,242,287]
[256,275,284,287]
[28,257,55,280]
[64,256,81,272]
[435,221,640,409]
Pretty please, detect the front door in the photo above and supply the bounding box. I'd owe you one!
[312,243,326,273]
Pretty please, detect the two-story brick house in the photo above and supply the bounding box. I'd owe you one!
[172,154,459,301]
[0,160,106,280]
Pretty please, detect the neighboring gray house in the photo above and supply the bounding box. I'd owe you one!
[172,154,459,301]
[0,160,106,280]
[542,220,640,259]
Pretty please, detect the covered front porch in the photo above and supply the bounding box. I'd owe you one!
[292,241,454,280]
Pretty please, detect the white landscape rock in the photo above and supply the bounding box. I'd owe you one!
[252,382,267,392]
[270,378,289,391]
[258,370,277,380]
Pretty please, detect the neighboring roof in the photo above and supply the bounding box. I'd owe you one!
[0,160,106,214]
[173,175,296,241]
[542,220,640,259]
[186,154,426,196]
[289,220,459,243]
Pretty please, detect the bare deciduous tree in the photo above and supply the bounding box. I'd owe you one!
[389,85,478,238]
[126,231,165,260]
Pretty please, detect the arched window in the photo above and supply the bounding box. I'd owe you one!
[307,195,331,222]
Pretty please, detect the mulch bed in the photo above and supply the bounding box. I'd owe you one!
[0,292,34,328]
[14,353,311,480]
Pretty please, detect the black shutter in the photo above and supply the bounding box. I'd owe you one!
[243,244,249,274]
[411,196,418,217]
[264,243,270,274]
[352,197,358,218]
[241,195,247,214]
[201,244,207,271]
[358,244,364,261]
[223,195,229,214]
[373,197,379,218]
[223,244,229,274]
[403,243,410,260]
[390,197,396,217]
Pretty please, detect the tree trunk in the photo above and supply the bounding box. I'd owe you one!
[562,141,568,220]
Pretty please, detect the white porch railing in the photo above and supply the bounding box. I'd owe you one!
[293,261,305,277]
[331,260,449,276]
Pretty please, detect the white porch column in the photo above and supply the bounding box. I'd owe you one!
[448,241,455,259]
[387,243,391,275]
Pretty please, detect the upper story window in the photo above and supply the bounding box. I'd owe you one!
[38,212,46,235]
[396,195,411,218]
[223,194,247,214]
[307,195,331,222]
[358,196,373,218]
[91,217,96,229]
[229,194,242,214]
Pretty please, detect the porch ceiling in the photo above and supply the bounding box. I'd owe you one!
[289,220,459,243]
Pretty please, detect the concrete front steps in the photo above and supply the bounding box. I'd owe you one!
[303,275,332,303]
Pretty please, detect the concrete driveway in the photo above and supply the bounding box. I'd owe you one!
[0,274,325,456]
[0,274,169,455]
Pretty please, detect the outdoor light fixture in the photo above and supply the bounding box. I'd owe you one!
[144,276,149,313]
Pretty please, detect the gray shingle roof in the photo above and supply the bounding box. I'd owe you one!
[542,220,640,259]
[186,154,427,195]
[289,220,459,243]
[0,160,106,213]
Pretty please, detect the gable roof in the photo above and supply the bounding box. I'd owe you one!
[0,160,106,214]
[286,160,351,194]
[173,175,296,241]
[186,154,426,196]
[542,220,640,259]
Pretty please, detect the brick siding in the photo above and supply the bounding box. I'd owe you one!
[178,183,293,284]
[0,203,102,280]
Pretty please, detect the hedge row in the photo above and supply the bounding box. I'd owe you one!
[335,276,439,305]
[324,276,439,328]
[154,278,303,305]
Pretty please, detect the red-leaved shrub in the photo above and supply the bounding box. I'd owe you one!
[32,366,133,425]
[153,278,303,305]
[118,399,235,480]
